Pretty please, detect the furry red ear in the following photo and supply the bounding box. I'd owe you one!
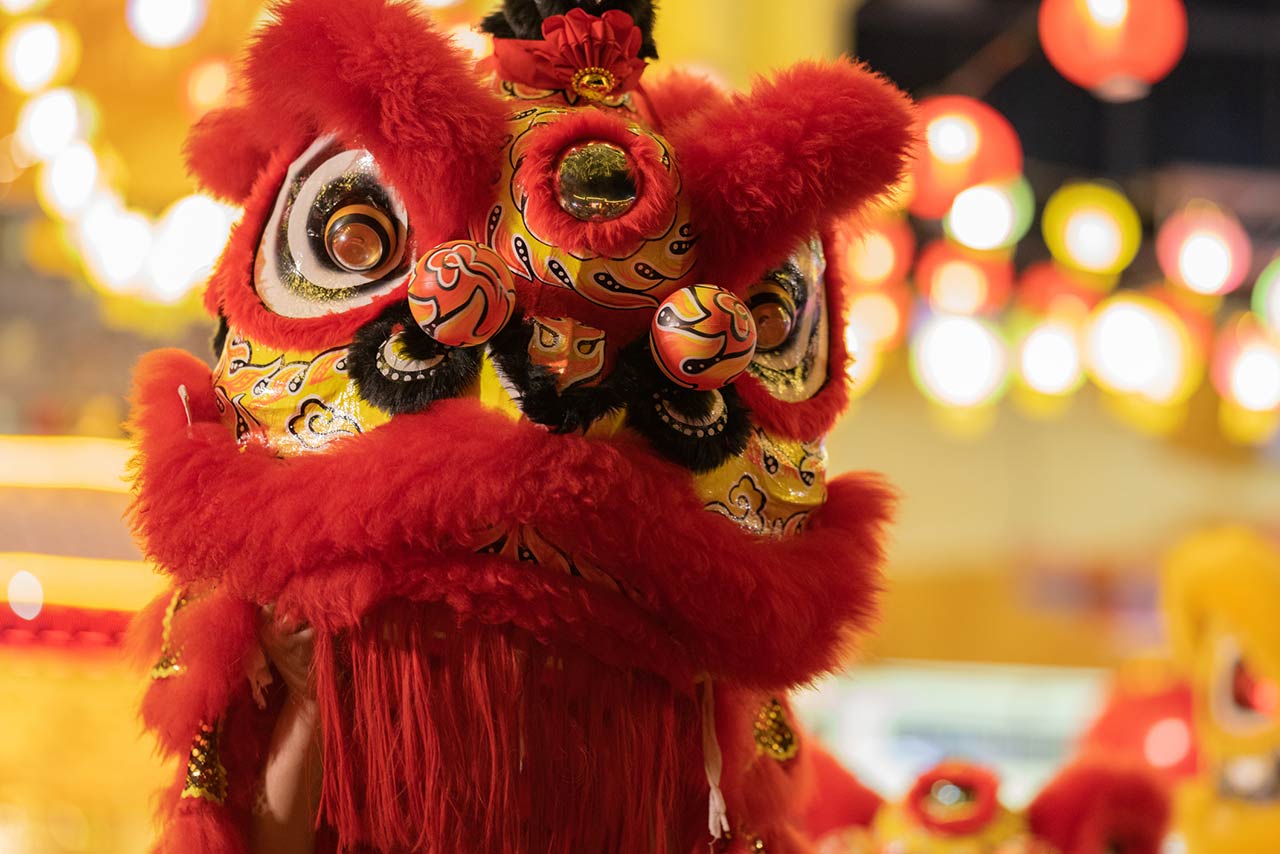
[1027,758,1170,854]
[667,60,916,293]
[243,0,509,241]
[184,105,275,203]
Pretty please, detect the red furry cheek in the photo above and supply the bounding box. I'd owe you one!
[514,110,678,260]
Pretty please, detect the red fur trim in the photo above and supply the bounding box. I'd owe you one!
[128,348,891,689]
[139,587,260,755]
[201,139,411,352]
[244,0,508,244]
[184,106,274,204]
[125,592,170,668]
[800,744,882,837]
[152,806,248,854]
[905,762,1000,835]
[667,61,915,294]
[314,608,704,853]
[637,72,729,130]
[517,109,678,260]
[733,227,853,442]
[1027,758,1170,854]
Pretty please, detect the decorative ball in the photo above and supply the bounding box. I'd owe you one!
[408,240,516,348]
[650,285,757,391]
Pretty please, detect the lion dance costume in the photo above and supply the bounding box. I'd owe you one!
[1163,527,1280,853]
[126,0,916,851]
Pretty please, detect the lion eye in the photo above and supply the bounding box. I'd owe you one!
[748,286,797,353]
[324,204,398,273]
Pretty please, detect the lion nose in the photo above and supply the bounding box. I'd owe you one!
[555,141,638,222]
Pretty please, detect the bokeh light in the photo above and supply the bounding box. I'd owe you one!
[945,176,1035,252]
[36,140,98,218]
[185,57,231,116]
[910,96,1023,220]
[77,195,153,293]
[1019,319,1085,396]
[127,0,207,49]
[1,18,77,94]
[15,87,85,161]
[1087,294,1196,404]
[911,314,1009,407]
[143,193,239,303]
[1043,182,1142,277]
[1040,0,1187,101]
[7,569,43,620]
[916,240,1013,316]
[1144,718,1192,769]
[1157,202,1252,296]
[843,215,915,290]
[847,285,912,350]
[1253,257,1280,337]
[844,322,884,399]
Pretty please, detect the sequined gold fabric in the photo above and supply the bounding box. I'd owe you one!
[213,332,390,456]
[697,428,827,537]
[752,698,798,761]
[181,721,228,805]
[149,587,189,680]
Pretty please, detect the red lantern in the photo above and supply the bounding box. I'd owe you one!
[910,96,1023,220]
[915,241,1014,316]
[836,213,916,291]
[1017,261,1108,317]
[1156,202,1253,297]
[1040,0,1187,102]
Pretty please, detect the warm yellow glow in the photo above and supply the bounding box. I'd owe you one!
[847,291,901,347]
[144,193,239,303]
[1229,340,1280,413]
[78,195,153,293]
[850,230,896,285]
[448,23,492,60]
[1085,0,1129,28]
[1087,295,1190,403]
[931,260,988,315]
[1020,320,1084,396]
[844,321,884,398]
[926,114,979,165]
[1,19,73,94]
[911,315,1008,407]
[185,57,230,114]
[1064,208,1123,272]
[36,140,97,218]
[0,435,130,494]
[948,184,1014,251]
[127,0,207,49]
[2,553,164,614]
[1044,183,1141,277]
[15,87,82,161]
[1177,231,1233,295]
[0,0,47,11]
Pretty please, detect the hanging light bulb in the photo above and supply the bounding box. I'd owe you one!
[1039,0,1187,102]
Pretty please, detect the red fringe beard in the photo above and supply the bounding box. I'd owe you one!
[313,601,706,853]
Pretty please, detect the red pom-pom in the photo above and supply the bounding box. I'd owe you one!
[650,284,756,390]
[408,241,517,347]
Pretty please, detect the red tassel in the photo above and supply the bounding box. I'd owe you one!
[314,603,706,853]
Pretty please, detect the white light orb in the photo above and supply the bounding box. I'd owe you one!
[38,141,97,218]
[127,0,207,49]
[851,231,896,284]
[1086,0,1130,27]
[1064,208,1123,273]
[79,197,154,291]
[144,194,238,303]
[7,570,42,621]
[2,19,61,93]
[1177,231,1233,296]
[912,314,1008,407]
[948,184,1015,251]
[15,87,81,161]
[1144,717,1191,769]
[1230,341,1280,413]
[1020,320,1083,395]
[927,115,979,165]
[1087,297,1187,403]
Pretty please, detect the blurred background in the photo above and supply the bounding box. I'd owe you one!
[0,0,1276,850]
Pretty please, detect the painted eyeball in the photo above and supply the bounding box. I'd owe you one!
[324,204,398,273]
[744,238,832,402]
[255,135,410,318]
[555,141,637,222]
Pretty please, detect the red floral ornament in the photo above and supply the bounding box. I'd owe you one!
[491,9,647,101]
